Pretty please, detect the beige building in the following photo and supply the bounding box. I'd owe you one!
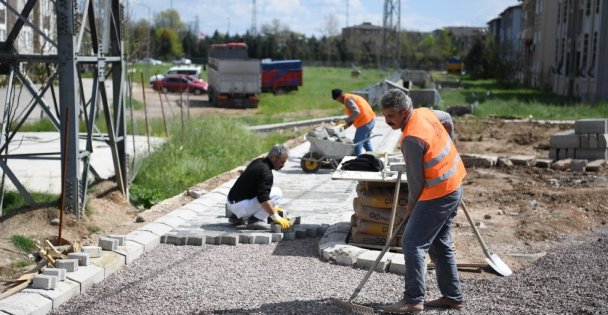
[519,0,557,88]
[0,0,56,55]
[342,22,395,65]
[553,0,607,103]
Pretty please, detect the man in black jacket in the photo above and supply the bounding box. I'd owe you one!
[226,144,292,231]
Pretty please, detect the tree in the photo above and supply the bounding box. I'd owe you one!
[154,28,183,59]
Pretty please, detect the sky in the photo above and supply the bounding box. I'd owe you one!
[128,0,521,38]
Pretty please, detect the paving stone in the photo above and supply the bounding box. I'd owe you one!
[205,234,218,245]
[65,265,104,293]
[114,240,145,265]
[550,129,579,148]
[80,245,102,258]
[334,246,368,266]
[321,243,350,261]
[586,159,606,172]
[283,231,296,240]
[271,233,283,242]
[551,158,572,171]
[164,234,186,245]
[306,227,318,237]
[535,158,554,169]
[22,279,80,309]
[599,134,608,148]
[589,134,599,149]
[579,134,590,149]
[153,215,186,228]
[295,228,308,239]
[0,292,52,315]
[42,268,66,281]
[509,155,536,166]
[67,252,90,266]
[220,234,239,246]
[570,159,588,172]
[185,234,206,246]
[32,274,57,290]
[56,259,79,272]
[253,234,272,245]
[107,235,126,246]
[239,234,255,244]
[98,237,118,251]
[166,208,198,220]
[574,118,607,134]
[90,251,125,278]
[575,148,608,160]
[461,154,497,168]
[126,230,160,252]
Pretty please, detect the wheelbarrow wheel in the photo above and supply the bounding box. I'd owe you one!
[301,152,322,173]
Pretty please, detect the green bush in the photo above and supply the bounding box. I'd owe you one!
[10,235,36,253]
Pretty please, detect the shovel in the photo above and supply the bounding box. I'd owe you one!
[460,201,512,277]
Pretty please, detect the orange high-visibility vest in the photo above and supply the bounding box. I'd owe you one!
[401,108,466,200]
[343,93,376,128]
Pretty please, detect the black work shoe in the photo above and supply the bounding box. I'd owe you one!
[425,297,465,310]
[228,214,245,226]
[247,216,271,230]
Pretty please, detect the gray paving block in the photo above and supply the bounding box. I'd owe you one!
[98,237,119,251]
[334,246,368,266]
[574,119,607,134]
[239,234,255,244]
[283,231,296,240]
[67,252,90,266]
[164,234,186,245]
[166,208,198,220]
[205,234,218,245]
[65,265,104,293]
[321,243,349,261]
[107,235,126,246]
[141,222,176,236]
[599,134,608,148]
[586,159,606,171]
[220,234,239,246]
[570,159,588,172]
[535,158,554,169]
[42,268,66,281]
[185,234,205,246]
[32,274,57,290]
[0,292,52,315]
[153,215,187,228]
[306,227,318,237]
[575,148,608,160]
[126,230,160,252]
[589,134,599,149]
[295,228,308,239]
[580,134,590,149]
[549,148,558,160]
[271,233,283,242]
[388,253,406,275]
[552,158,572,171]
[509,155,536,166]
[114,240,145,265]
[461,154,497,168]
[253,234,272,245]
[90,251,125,278]
[550,129,579,148]
[80,245,102,258]
[56,259,79,272]
[356,250,396,272]
[22,279,80,309]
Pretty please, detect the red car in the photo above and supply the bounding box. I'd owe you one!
[152,75,208,95]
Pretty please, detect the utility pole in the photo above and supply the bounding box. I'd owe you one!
[382,0,401,68]
[251,0,257,36]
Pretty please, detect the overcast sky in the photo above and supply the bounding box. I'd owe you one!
[128,0,520,37]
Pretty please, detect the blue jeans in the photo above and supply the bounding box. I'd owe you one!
[401,186,464,304]
[353,119,375,156]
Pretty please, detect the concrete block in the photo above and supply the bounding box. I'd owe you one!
[153,215,186,228]
[567,148,576,158]
[535,159,554,169]
[550,129,579,148]
[271,233,283,242]
[185,234,205,246]
[295,228,308,239]
[65,265,104,292]
[55,259,79,272]
[586,159,606,171]
[225,204,232,218]
[589,134,599,149]
[389,254,406,275]
[334,246,368,266]
[580,134,590,149]
[141,222,176,236]
[32,274,57,290]
[114,240,145,265]
[253,234,272,245]
[509,155,536,166]
[317,224,330,236]
[67,252,90,266]
[599,134,608,148]
[164,234,186,245]
[90,250,125,278]
[107,235,126,246]
[126,230,160,252]
[205,235,218,245]
[98,237,118,251]
[356,250,392,272]
[239,234,254,244]
[306,227,318,238]
[326,222,352,234]
[42,268,66,281]
[283,231,296,240]
[576,148,608,160]
[270,223,281,233]
[551,158,572,171]
[80,245,102,258]
[0,292,52,315]
[166,208,198,220]
[322,243,350,261]
[220,234,239,246]
[574,119,607,134]
[22,279,79,309]
[570,159,588,172]
[461,154,497,168]
[549,148,558,160]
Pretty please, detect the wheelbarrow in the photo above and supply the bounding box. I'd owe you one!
[300,126,379,173]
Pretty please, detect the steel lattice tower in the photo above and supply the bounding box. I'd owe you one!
[383,0,401,67]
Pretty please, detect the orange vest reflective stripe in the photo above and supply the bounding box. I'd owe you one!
[401,108,466,200]
[343,93,376,128]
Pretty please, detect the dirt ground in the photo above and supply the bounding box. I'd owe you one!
[1,108,607,290]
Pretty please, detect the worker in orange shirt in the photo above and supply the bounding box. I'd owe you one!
[331,88,376,156]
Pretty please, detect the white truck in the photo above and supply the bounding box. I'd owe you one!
[207,43,261,108]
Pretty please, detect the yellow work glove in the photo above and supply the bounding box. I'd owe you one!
[273,206,284,217]
[335,119,346,126]
[270,213,292,230]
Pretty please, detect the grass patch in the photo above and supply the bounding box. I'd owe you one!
[87,225,101,234]
[2,191,58,215]
[11,259,32,268]
[10,235,36,253]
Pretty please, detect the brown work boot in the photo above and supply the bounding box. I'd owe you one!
[425,297,465,310]
[380,299,423,314]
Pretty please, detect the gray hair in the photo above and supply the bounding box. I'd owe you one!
[380,89,413,112]
[267,144,289,159]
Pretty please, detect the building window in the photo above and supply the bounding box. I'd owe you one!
[581,34,589,75]
[586,0,592,15]
[563,0,568,24]
[597,0,601,14]
[557,3,561,24]
[0,4,5,24]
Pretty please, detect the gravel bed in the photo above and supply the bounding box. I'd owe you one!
[51,227,608,315]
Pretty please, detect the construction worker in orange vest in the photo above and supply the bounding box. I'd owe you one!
[379,89,467,313]
[331,88,376,156]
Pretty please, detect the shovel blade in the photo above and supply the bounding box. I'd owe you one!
[485,253,512,277]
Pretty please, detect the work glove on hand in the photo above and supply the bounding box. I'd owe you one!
[270,213,292,230]
[273,206,284,217]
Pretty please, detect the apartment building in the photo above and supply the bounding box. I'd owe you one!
[553,0,607,103]
[342,22,395,64]
[0,0,56,55]
[519,0,558,88]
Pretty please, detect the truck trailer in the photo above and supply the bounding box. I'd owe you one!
[261,59,303,94]
[207,43,261,108]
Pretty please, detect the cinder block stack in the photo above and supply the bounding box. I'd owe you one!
[349,181,408,247]
[549,119,608,161]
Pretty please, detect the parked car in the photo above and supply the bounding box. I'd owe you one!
[136,58,162,65]
[151,75,208,95]
[172,57,192,65]
[149,65,202,84]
